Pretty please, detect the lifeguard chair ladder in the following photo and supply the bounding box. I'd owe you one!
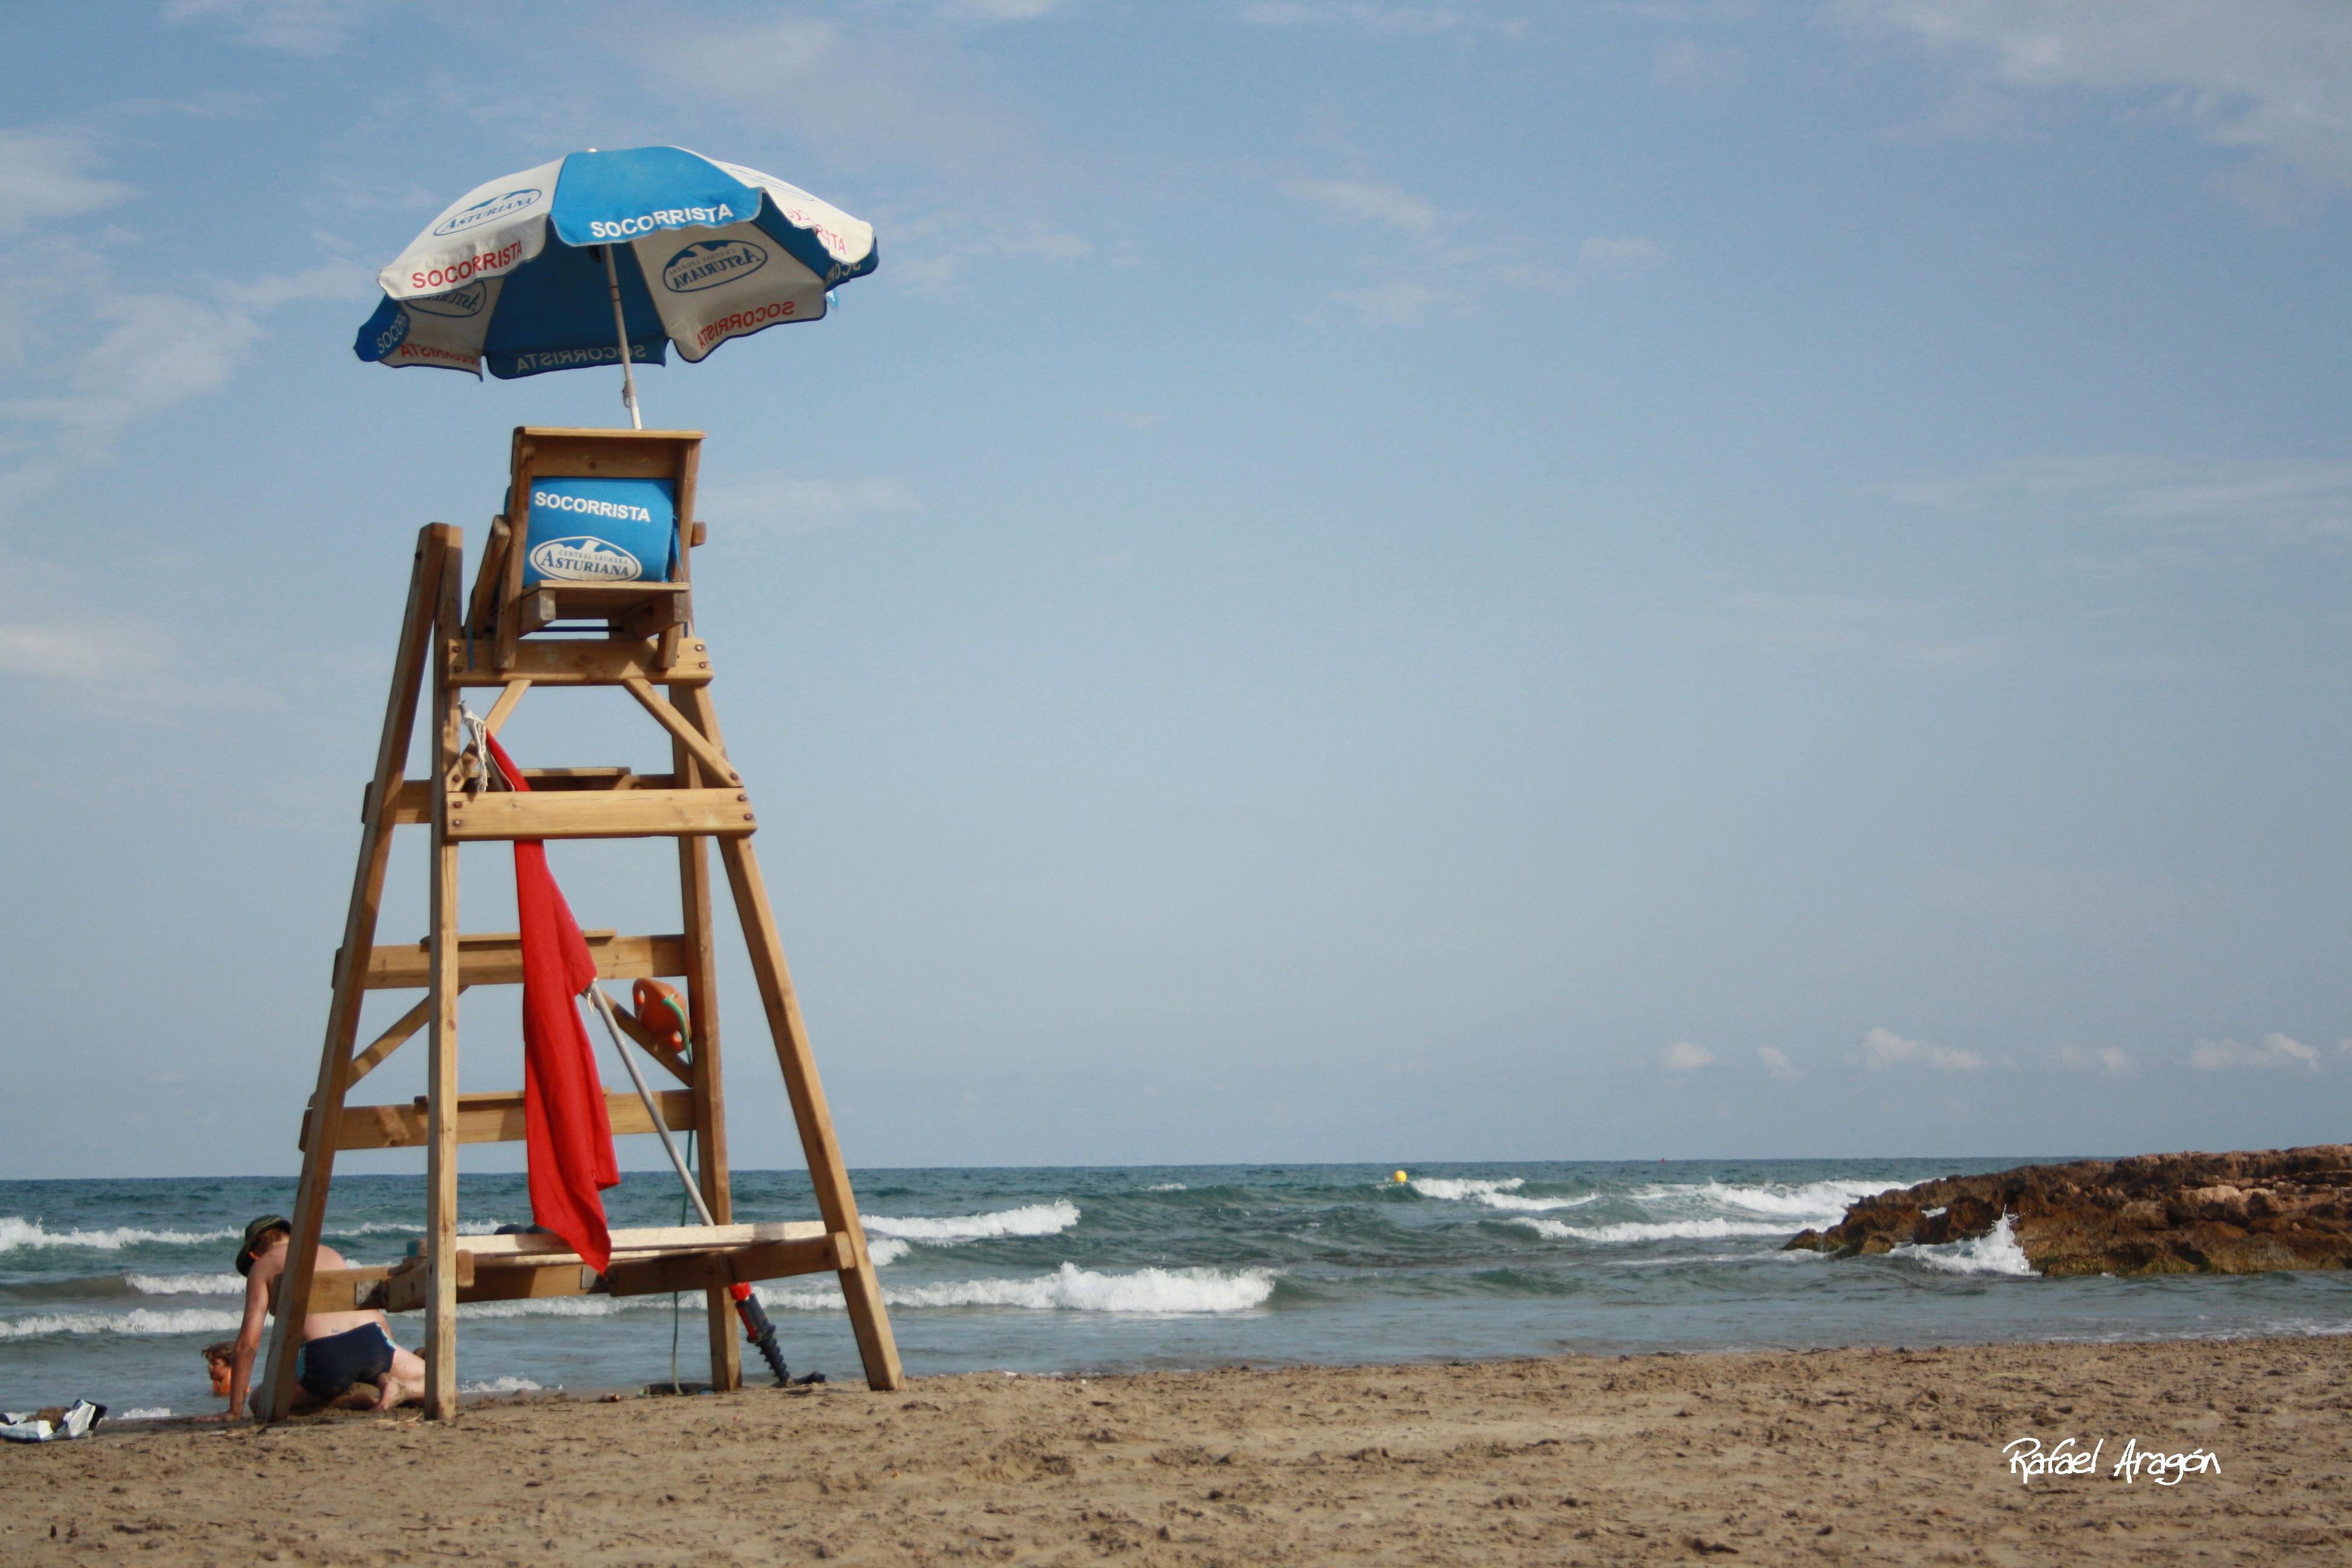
[260,428,903,1421]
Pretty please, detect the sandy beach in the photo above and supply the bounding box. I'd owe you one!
[4,1335,2344,1565]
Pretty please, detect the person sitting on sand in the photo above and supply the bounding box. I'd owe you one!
[217,1215,427,1420]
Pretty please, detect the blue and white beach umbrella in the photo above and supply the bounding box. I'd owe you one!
[355,145,876,426]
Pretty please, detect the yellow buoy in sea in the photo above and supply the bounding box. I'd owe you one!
[1393,1170,1410,1184]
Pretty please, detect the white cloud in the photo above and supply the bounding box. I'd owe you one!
[2054,1044,2137,1076]
[1881,453,2352,549]
[1653,36,1745,96]
[2,260,368,448]
[1660,1040,1717,1074]
[1579,236,1667,276]
[163,0,364,54]
[939,0,1074,17]
[1283,178,1443,237]
[693,475,922,537]
[1828,0,2352,217]
[1240,3,1465,31]
[1282,171,1579,321]
[1652,592,2001,670]
[0,131,134,232]
[1855,1027,1985,1072]
[629,13,1088,292]
[2187,1033,2323,1072]
[1756,1045,1802,1079]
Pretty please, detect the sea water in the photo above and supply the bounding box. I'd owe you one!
[7,1160,2351,1420]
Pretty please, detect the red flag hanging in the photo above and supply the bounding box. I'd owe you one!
[482,732,618,1272]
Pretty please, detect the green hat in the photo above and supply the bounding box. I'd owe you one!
[236,1215,292,1276]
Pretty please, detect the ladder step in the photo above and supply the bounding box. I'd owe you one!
[354,930,685,990]
[310,1087,694,1153]
[377,770,679,826]
[445,788,756,841]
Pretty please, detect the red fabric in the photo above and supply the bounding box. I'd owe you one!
[483,733,618,1272]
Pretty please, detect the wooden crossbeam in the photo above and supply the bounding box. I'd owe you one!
[459,1220,825,1258]
[599,1235,840,1296]
[596,988,693,1085]
[443,788,756,841]
[355,930,685,990]
[310,1087,694,1152]
[446,636,712,688]
[312,1229,840,1313]
[621,676,740,786]
[381,771,679,827]
[347,993,455,1085]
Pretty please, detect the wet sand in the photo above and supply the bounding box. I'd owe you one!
[4,1336,2347,1564]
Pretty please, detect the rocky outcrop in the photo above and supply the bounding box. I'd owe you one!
[1785,1145,2352,1276]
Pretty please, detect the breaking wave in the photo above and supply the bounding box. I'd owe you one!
[126,1273,244,1296]
[459,1376,544,1394]
[0,1308,241,1339]
[0,1218,235,1252]
[1892,1215,2038,1278]
[1410,1178,1524,1201]
[863,1200,1079,1244]
[1512,1217,1798,1243]
[759,1263,1276,1315]
[1671,1180,1898,1223]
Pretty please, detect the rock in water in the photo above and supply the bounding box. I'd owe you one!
[1784,1145,2352,1276]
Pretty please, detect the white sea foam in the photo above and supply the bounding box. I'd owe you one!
[1409,1177,1524,1201]
[1475,1191,1599,1213]
[1512,1217,1798,1243]
[1892,1215,2037,1277]
[1144,1183,1187,1192]
[0,1308,242,1339]
[758,1263,1276,1315]
[119,1408,173,1420]
[459,1377,545,1394]
[867,1237,912,1266]
[1662,1180,1900,1222]
[0,1217,235,1252]
[126,1273,244,1296]
[862,1200,1080,1244]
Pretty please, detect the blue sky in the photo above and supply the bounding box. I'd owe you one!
[2,1,2347,1177]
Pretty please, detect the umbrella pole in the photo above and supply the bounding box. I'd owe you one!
[597,244,644,431]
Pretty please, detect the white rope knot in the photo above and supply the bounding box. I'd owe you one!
[459,704,509,792]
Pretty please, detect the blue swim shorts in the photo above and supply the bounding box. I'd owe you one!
[296,1322,396,1400]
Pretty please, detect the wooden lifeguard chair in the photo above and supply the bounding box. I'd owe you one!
[260,428,903,1422]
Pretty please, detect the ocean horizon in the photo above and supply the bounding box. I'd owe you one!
[9,1158,2351,1422]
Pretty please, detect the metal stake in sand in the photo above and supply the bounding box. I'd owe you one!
[587,984,713,1225]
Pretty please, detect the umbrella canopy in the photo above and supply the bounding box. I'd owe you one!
[354,146,876,388]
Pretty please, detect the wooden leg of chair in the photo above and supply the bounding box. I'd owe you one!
[423,538,466,1421]
[715,830,904,1392]
[264,525,449,1422]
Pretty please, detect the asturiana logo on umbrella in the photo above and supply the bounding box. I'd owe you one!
[528,535,645,582]
[661,240,768,293]
[432,188,543,237]
[407,283,489,318]
[587,205,737,240]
